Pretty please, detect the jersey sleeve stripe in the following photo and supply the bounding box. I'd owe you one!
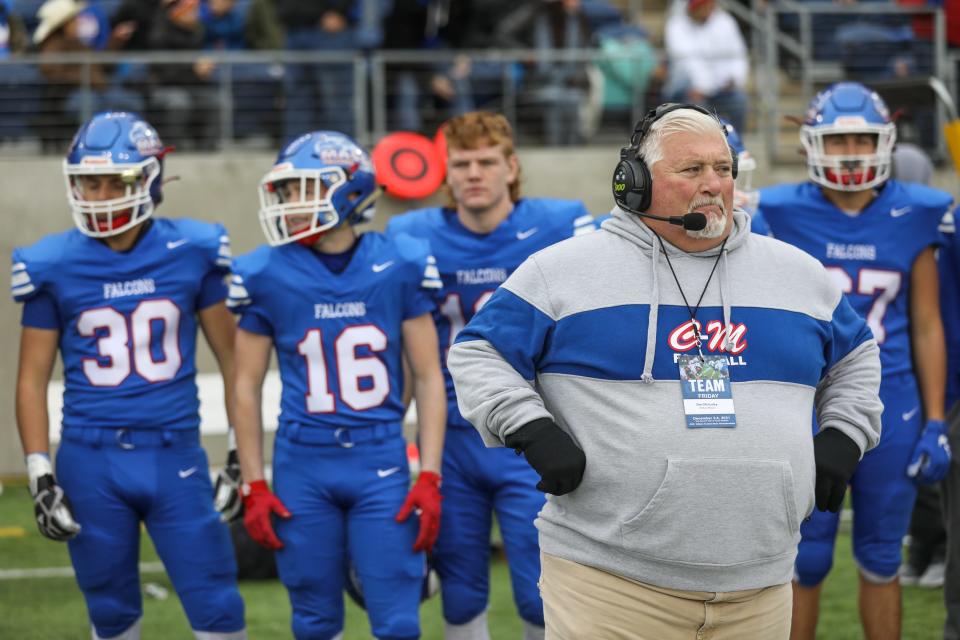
[12,283,36,297]
[228,282,250,300]
[11,262,27,273]
[11,272,31,287]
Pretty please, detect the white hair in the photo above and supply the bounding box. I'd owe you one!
[637,109,731,170]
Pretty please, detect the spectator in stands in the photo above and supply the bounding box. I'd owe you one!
[147,0,219,148]
[111,0,162,51]
[201,0,245,50]
[200,0,285,141]
[663,0,749,132]
[500,0,596,146]
[34,0,142,148]
[382,0,473,133]
[0,0,29,57]
[0,0,37,141]
[245,0,284,49]
[277,0,358,139]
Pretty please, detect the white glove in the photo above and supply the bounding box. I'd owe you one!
[27,453,81,542]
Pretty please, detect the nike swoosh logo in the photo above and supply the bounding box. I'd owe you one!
[516,228,539,240]
[890,206,912,218]
[178,467,198,479]
[167,239,189,250]
[902,406,920,421]
[372,261,394,273]
[377,467,401,478]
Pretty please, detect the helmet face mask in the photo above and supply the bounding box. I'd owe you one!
[259,167,348,246]
[64,113,166,238]
[801,83,896,193]
[258,132,380,247]
[64,156,161,237]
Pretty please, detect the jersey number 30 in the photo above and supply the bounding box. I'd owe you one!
[78,299,182,386]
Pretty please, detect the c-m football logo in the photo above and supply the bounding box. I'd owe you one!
[668,320,748,366]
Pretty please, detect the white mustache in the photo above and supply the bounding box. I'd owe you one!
[689,197,726,215]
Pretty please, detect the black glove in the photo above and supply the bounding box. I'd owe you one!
[214,449,243,523]
[813,428,861,512]
[505,418,586,496]
[31,474,81,541]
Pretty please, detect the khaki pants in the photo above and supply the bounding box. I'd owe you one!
[540,553,791,640]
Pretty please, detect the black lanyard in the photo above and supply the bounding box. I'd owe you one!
[656,234,728,361]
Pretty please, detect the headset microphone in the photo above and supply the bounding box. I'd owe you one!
[626,209,708,231]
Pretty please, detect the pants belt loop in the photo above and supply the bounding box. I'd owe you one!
[162,430,174,447]
[283,422,296,442]
[83,428,102,448]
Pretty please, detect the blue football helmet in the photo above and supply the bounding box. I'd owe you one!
[720,118,758,213]
[64,112,166,238]
[800,82,896,192]
[258,131,381,246]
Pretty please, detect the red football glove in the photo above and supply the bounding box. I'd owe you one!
[395,471,442,552]
[241,480,291,550]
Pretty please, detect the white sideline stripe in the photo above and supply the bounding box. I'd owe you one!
[47,371,420,444]
[0,562,165,580]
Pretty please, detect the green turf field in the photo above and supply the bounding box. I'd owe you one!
[0,484,946,639]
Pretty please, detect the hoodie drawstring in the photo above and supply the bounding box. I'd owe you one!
[719,247,734,352]
[641,239,660,384]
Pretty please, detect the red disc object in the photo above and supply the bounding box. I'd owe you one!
[371,132,445,200]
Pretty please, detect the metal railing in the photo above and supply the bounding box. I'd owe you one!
[0,6,951,164]
[0,47,673,152]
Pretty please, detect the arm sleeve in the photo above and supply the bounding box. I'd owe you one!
[447,257,557,447]
[21,291,61,329]
[196,270,228,309]
[226,261,271,334]
[404,254,442,320]
[238,310,274,336]
[814,293,883,455]
[195,226,232,309]
[940,230,960,408]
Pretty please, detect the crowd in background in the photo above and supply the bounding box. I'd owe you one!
[0,0,957,153]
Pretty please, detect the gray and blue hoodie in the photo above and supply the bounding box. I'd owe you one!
[448,207,882,592]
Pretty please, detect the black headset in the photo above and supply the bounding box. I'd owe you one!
[612,103,739,214]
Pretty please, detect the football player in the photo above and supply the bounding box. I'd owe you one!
[12,111,245,639]
[386,111,594,640]
[229,131,446,640]
[751,82,952,640]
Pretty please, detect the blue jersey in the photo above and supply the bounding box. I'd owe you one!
[228,232,440,430]
[10,218,232,431]
[386,198,594,429]
[755,180,951,377]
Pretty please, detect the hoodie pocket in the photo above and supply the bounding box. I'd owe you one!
[620,458,800,566]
